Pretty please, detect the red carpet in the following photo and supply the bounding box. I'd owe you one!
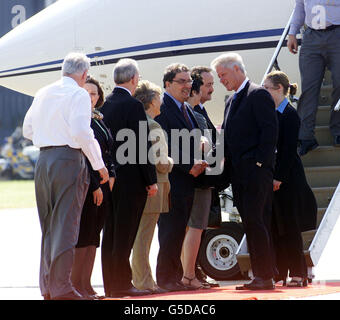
[105,281,340,300]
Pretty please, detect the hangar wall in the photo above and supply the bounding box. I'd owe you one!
[0,0,57,143]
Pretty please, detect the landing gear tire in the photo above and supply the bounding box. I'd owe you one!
[198,222,244,281]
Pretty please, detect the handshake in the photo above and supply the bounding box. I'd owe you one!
[189,159,209,177]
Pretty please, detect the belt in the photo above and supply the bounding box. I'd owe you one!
[40,145,68,151]
[310,24,339,32]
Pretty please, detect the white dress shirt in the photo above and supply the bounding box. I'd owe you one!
[23,76,105,171]
[235,77,249,94]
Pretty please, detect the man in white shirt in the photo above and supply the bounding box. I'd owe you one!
[23,52,109,300]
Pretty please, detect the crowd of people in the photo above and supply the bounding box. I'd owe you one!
[22,0,340,299]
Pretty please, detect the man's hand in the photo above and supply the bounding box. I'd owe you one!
[93,187,103,206]
[98,167,109,184]
[146,183,158,197]
[189,160,209,177]
[273,179,282,192]
[109,177,115,191]
[287,35,298,54]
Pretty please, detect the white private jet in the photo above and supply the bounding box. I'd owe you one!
[2,0,314,282]
[0,0,297,125]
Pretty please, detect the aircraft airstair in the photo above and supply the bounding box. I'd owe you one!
[236,69,340,280]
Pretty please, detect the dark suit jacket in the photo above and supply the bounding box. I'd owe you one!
[87,118,115,193]
[193,104,218,146]
[193,105,230,191]
[222,81,278,171]
[101,87,157,188]
[155,93,200,196]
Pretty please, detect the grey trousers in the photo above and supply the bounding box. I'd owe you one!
[35,146,89,298]
[298,27,340,140]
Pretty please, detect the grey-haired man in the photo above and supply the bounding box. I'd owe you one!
[100,58,157,298]
[23,52,109,300]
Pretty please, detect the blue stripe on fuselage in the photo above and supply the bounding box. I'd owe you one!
[0,28,284,75]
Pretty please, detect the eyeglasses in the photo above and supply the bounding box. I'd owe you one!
[172,79,193,85]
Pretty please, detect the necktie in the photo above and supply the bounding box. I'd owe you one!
[181,104,193,130]
[202,106,209,119]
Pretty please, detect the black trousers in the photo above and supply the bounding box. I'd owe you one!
[76,182,111,248]
[101,166,147,295]
[232,161,276,279]
[156,192,194,285]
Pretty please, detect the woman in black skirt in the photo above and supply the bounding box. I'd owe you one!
[263,71,317,287]
[71,76,115,299]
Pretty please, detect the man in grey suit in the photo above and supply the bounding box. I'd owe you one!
[288,0,340,155]
[23,52,109,300]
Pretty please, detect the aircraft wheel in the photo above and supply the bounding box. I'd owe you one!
[198,222,244,280]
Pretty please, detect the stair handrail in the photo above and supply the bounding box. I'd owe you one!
[334,98,340,111]
[260,11,295,86]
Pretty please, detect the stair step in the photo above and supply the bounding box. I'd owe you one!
[315,125,333,146]
[316,105,331,126]
[319,85,332,106]
[237,228,320,271]
[302,229,316,250]
[322,70,332,86]
[317,208,326,227]
[305,166,340,188]
[312,186,336,208]
[301,146,340,167]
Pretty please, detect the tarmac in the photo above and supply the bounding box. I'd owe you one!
[1,207,340,300]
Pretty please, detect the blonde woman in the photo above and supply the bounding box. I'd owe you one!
[132,80,173,294]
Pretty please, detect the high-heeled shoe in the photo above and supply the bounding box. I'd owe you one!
[286,278,308,287]
[274,277,287,286]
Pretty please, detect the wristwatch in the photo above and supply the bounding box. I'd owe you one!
[256,162,262,168]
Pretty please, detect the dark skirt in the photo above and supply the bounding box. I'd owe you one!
[76,182,112,248]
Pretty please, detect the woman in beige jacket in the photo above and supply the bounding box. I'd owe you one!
[132,80,173,294]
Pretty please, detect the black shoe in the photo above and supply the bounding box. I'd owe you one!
[159,281,191,292]
[52,290,88,300]
[274,277,287,286]
[236,277,275,291]
[298,139,319,156]
[110,286,152,297]
[334,136,340,147]
[146,286,168,294]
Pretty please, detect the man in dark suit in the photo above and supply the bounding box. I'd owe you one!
[211,53,278,290]
[155,63,207,292]
[190,66,227,287]
[191,66,216,144]
[100,58,158,297]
